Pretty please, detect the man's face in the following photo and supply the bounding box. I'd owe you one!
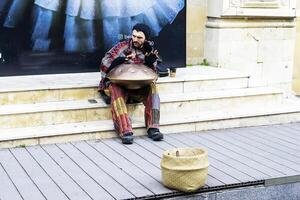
[131,30,146,48]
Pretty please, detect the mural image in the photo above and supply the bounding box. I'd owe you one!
[0,0,186,76]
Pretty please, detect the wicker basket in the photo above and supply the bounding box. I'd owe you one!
[161,147,209,192]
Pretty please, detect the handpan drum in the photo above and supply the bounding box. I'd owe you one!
[107,64,158,90]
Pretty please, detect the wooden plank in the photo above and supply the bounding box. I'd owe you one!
[209,129,300,171]
[260,125,300,145]
[42,144,110,200]
[10,147,68,200]
[272,125,300,140]
[251,126,300,150]
[199,133,300,176]
[102,138,162,182]
[87,140,172,194]
[204,174,225,187]
[134,137,165,157]
[228,129,300,164]
[27,145,92,200]
[139,138,225,187]
[0,149,45,200]
[164,135,243,185]
[67,141,152,198]
[169,133,270,180]
[265,175,300,186]
[0,163,22,200]
[124,140,162,168]
[141,137,178,151]
[135,137,255,182]
[284,123,300,133]
[178,133,268,181]
[232,128,300,159]
[186,133,285,178]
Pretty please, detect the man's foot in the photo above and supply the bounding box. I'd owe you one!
[147,128,163,141]
[121,133,134,144]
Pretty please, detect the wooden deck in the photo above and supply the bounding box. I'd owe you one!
[1,123,300,200]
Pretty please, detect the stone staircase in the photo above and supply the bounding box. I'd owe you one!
[1,66,300,148]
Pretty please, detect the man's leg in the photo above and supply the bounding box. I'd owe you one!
[142,83,163,141]
[109,83,133,143]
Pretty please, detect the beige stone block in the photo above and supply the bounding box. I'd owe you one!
[292,79,300,94]
[0,113,48,128]
[187,57,204,65]
[93,131,118,140]
[39,133,93,145]
[204,28,221,67]
[52,110,87,125]
[262,61,293,84]
[0,139,39,149]
[260,39,294,62]
[219,28,250,42]
[187,33,205,58]
[158,82,184,94]
[0,94,9,105]
[187,0,207,33]
[160,123,196,134]
[86,108,111,121]
[196,112,300,132]
[184,78,249,92]
[59,88,96,101]
[127,104,144,119]
[2,90,60,105]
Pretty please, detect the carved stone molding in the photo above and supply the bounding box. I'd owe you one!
[208,0,296,18]
[240,0,280,8]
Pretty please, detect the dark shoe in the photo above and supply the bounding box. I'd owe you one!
[121,133,134,144]
[147,128,163,141]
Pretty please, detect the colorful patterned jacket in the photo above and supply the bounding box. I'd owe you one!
[99,39,157,92]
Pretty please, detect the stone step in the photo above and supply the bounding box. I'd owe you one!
[0,66,249,105]
[0,87,283,129]
[1,99,300,149]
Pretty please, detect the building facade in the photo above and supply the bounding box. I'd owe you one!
[187,0,300,95]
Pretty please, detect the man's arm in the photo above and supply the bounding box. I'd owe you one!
[99,41,129,91]
[100,41,129,74]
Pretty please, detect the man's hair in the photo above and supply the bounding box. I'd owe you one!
[132,23,151,40]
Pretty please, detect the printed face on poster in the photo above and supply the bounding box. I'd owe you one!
[0,0,186,76]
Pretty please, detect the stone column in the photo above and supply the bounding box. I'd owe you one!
[204,0,297,92]
[187,0,207,65]
[293,0,300,95]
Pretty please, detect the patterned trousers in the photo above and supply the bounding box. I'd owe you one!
[108,83,160,137]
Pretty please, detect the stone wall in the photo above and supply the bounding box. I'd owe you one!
[186,0,207,65]
[293,0,300,95]
[204,0,296,92]
[186,0,299,94]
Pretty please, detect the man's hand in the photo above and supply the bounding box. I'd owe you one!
[125,52,136,61]
[145,50,159,67]
[145,50,159,58]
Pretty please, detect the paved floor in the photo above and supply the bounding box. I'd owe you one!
[1,123,300,200]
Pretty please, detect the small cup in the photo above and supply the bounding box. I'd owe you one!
[170,68,176,78]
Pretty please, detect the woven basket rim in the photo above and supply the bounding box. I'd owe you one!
[163,147,208,159]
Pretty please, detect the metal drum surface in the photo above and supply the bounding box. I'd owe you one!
[107,64,158,89]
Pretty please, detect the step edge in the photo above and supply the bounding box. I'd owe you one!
[0,87,284,115]
[1,104,300,141]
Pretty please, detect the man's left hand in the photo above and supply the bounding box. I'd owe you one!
[145,50,159,66]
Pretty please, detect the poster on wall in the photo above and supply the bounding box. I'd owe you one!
[0,0,186,76]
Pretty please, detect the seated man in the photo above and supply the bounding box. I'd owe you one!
[99,23,164,144]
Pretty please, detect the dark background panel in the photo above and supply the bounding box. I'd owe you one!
[0,1,186,76]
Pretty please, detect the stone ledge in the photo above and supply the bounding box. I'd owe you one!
[0,87,283,116]
[1,99,300,148]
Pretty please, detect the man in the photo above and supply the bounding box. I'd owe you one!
[99,23,163,144]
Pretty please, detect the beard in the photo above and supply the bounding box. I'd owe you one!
[133,41,143,49]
